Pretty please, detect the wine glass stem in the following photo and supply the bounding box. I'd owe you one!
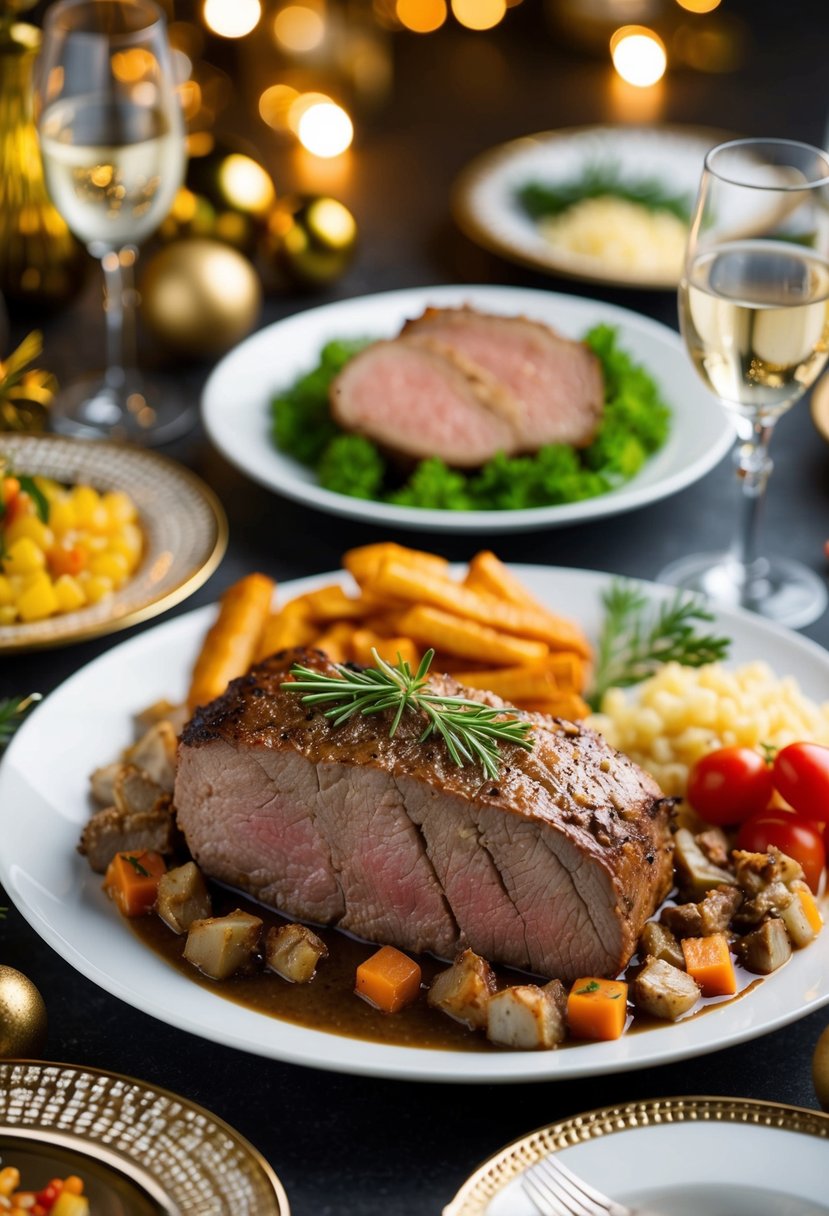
[731,418,775,591]
[101,245,138,391]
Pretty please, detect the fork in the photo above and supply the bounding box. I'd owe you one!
[521,1152,661,1216]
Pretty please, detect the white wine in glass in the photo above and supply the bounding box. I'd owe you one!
[36,0,192,444]
[661,139,829,628]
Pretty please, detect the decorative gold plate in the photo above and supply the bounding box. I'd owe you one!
[0,435,227,652]
[0,1061,289,1215]
[443,1096,829,1215]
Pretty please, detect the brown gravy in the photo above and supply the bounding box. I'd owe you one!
[128,884,765,1052]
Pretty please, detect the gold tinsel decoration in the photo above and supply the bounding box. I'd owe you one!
[0,331,57,432]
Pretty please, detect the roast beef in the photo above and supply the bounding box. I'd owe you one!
[402,307,604,451]
[174,650,673,982]
[329,336,518,467]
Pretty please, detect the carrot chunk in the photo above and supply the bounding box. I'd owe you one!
[681,932,737,996]
[797,886,824,936]
[103,851,166,917]
[566,977,628,1041]
[355,946,422,1013]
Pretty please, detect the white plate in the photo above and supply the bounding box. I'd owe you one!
[201,285,734,534]
[451,125,727,290]
[1,566,827,1084]
[444,1097,829,1215]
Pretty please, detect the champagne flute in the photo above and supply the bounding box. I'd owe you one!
[660,138,829,628]
[35,0,193,444]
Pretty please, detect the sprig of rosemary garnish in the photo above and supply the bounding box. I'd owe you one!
[518,164,692,224]
[588,581,731,711]
[284,648,534,781]
[0,694,42,746]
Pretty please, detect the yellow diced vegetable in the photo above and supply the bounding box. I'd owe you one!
[101,489,137,528]
[17,575,59,621]
[0,575,14,606]
[89,551,130,583]
[70,484,100,525]
[0,605,17,624]
[3,515,54,550]
[84,574,114,604]
[48,495,76,533]
[3,536,46,576]
[53,573,86,612]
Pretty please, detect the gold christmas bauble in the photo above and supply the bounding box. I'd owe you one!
[158,188,258,256]
[0,965,47,1058]
[814,1022,829,1111]
[261,195,357,290]
[140,239,262,360]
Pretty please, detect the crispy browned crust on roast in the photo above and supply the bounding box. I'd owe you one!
[181,648,674,943]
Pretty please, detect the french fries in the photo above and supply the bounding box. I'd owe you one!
[185,543,593,719]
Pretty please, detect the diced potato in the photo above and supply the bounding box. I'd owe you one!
[83,574,114,604]
[113,765,163,816]
[125,721,178,793]
[3,535,46,576]
[487,983,566,1050]
[3,515,54,550]
[156,862,212,934]
[673,827,736,899]
[90,760,125,806]
[735,918,793,974]
[638,920,686,969]
[427,948,496,1030]
[780,889,818,948]
[51,1193,90,1216]
[184,910,263,980]
[89,550,130,583]
[16,574,59,621]
[53,573,86,612]
[264,923,328,983]
[732,847,804,896]
[633,956,700,1021]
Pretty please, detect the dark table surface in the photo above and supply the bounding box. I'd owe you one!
[3,2,829,1212]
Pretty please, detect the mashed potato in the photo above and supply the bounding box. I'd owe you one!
[539,196,687,277]
[588,661,829,797]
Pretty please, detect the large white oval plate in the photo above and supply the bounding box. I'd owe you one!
[1,566,827,1083]
[201,285,734,534]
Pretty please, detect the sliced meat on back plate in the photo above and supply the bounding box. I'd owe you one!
[402,307,604,450]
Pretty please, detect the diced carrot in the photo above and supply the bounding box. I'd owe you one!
[48,543,87,578]
[355,945,422,1013]
[566,977,629,1041]
[103,851,166,917]
[681,932,737,997]
[797,886,824,935]
[2,476,20,503]
[62,1178,85,1196]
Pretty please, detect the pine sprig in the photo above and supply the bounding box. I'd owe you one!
[589,581,731,710]
[0,693,42,746]
[284,648,534,781]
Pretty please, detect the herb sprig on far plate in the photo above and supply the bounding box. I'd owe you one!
[517,163,693,224]
[0,694,42,747]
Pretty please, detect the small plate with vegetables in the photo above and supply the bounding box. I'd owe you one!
[452,125,730,290]
[201,284,733,534]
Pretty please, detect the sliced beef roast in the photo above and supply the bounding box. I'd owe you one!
[175,650,673,982]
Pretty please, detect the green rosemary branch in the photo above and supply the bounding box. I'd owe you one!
[0,693,42,746]
[518,164,693,223]
[588,581,731,711]
[284,648,534,781]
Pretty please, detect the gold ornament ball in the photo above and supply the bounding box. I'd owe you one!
[158,188,258,256]
[262,195,357,290]
[140,240,262,360]
[0,965,47,1059]
[813,1022,829,1111]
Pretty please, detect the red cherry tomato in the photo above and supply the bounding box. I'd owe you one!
[686,746,774,826]
[772,742,829,825]
[736,810,826,891]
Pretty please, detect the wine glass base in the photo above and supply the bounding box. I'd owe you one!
[658,551,828,629]
[49,375,196,446]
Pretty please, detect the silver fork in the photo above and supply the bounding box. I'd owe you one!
[522,1152,660,1216]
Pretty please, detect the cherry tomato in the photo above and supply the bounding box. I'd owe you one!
[736,810,826,891]
[772,742,829,824]
[686,746,774,826]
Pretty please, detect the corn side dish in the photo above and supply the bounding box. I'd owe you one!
[0,1165,88,1215]
[0,473,142,624]
[538,196,688,276]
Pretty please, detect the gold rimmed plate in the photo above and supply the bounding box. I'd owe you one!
[0,1060,289,1215]
[0,435,227,652]
[444,1096,829,1215]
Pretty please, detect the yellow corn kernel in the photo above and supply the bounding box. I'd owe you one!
[3,515,54,550]
[0,605,18,625]
[89,551,130,583]
[84,574,114,604]
[3,536,47,576]
[70,484,101,525]
[53,573,87,612]
[17,576,59,621]
[114,521,143,562]
[0,1165,19,1196]
[48,494,76,535]
[0,575,14,607]
[101,490,137,529]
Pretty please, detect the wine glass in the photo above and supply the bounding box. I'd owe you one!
[660,137,829,628]
[35,0,193,444]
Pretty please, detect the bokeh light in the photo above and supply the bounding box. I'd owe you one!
[451,0,506,30]
[219,154,276,213]
[610,26,667,87]
[273,4,326,52]
[202,0,261,39]
[675,0,721,11]
[259,83,301,131]
[396,0,447,34]
[297,101,354,157]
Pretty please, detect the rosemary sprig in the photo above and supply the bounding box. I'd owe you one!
[518,163,692,224]
[588,581,731,711]
[0,693,42,746]
[284,648,534,781]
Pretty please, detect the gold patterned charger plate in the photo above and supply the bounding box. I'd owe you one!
[444,1096,829,1216]
[0,1061,288,1215]
[0,435,227,652]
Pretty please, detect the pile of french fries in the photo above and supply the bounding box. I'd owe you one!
[187,544,592,719]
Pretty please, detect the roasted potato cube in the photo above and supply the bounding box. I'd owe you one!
[673,828,736,899]
[638,920,685,970]
[695,827,730,869]
[486,983,566,1050]
[125,720,178,792]
[780,887,818,948]
[732,847,804,896]
[426,948,496,1030]
[265,923,328,984]
[156,862,212,934]
[633,956,700,1021]
[735,918,792,974]
[113,764,163,816]
[183,910,263,980]
[90,761,124,806]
